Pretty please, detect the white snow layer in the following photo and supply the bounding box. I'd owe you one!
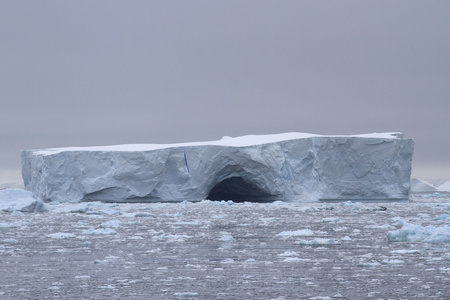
[31,132,403,155]
[21,132,414,203]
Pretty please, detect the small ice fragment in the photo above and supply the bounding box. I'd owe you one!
[322,217,339,223]
[282,257,310,262]
[275,229,314,239]
[278,251,299,257]
[0,222,19,228]
[294,238,338,245]
[220,258,235,264]
[218,234,235,242]
[390,249,420,254]
[382,259,404,264]
[47,232,76,239]
[434,214,450,221]
[173,292,199,299]
[357,262,381,267]
[2,238,18,244]
[99,285,115,289]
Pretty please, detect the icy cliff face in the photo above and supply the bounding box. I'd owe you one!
[21,132,414,203]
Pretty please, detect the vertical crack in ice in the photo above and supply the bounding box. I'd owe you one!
[184,148,190,174]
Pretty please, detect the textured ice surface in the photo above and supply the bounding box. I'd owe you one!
[0,188,49,212]
[0,192,449,299]
[387,223,450,243]
[22,132,414,203]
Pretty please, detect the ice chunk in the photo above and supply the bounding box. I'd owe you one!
[46,232,77,239]
[387,223,450,243]
[22,132,414,203]
[382,259,404,264]
[0,222,20,228]
[390,249,421,254]
[218,234,235,242]
[173,292,198,299]
[294,238,338,245]
[0,188,49,212]
[275,229,315,239]
[282,257,311,262]
[278,251,299,257]
[434,214,450,221]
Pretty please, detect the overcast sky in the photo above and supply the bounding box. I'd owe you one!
[1,1,449,181]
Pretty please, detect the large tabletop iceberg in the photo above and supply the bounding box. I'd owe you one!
[22,132,414,203]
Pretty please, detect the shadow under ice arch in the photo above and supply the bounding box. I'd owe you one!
[206,176,281,203]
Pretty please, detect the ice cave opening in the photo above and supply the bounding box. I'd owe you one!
[207,176,277,203]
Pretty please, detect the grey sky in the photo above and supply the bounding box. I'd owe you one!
[1,1,449,180]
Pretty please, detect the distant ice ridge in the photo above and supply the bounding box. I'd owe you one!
[410,178,437,192]
[21,132,414,203]
[410,179,450,192]
[437,181,450,192]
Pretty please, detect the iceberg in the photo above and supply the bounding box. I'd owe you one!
[437,181,450,192]
[21,132,414,203]
[410,178,437,192]
[0,188,49,212]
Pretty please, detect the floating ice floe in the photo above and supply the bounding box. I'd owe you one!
[278,251,299,257]
[357,261,381,267]
[382,259,404,264]
[0,222,20,228]
[390,249,421,254]
[434,214,450,221]
[275,229,315,239]
[46,232,77,239]
[282,257,311,262]
[294,238,338,245]
[387,223,450,243]
[218,234,235,242]
[173,292,198,299]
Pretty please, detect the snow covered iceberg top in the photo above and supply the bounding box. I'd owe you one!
[22,132,414,203]
[34,132,404,154]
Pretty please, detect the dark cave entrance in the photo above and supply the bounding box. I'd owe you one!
[207,176,277,203]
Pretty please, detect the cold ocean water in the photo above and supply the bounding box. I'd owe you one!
[1,192,450,299]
